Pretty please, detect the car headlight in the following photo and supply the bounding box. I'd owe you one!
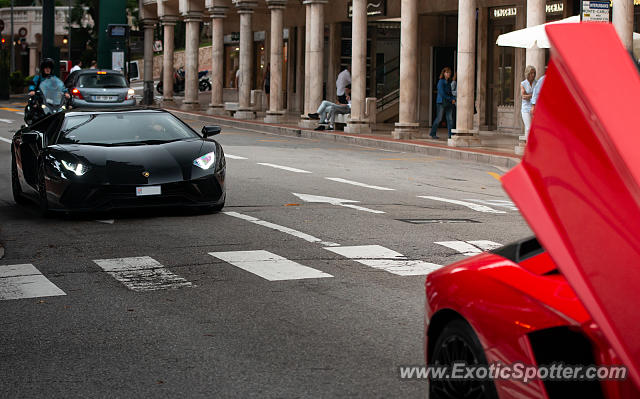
[61,159,88,176]
[193,151,216,170]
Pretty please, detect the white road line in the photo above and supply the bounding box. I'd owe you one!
[257,163,312,173]
[466,240,502,251]
[225,154,248,160]
[223,211,340,246]
[292,193,385,214]
[325,177,395,191]
[465,199,518,211]
[435,240,502,256]
[0,137,11,144]
[209,250,333,281]
[418,196,507,214]
[324,245,442,276]
[0,264,66,300]
[0,119,14,124]
[93,256,193,292]
[95,219,115,224]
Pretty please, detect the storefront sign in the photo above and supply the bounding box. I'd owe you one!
[493,7,517,18]
[546,2,564,14]
[492,2,565,19]
[348,1,386,18]
[582,1,610,22]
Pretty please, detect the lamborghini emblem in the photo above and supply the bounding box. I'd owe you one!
[142,171,150,178]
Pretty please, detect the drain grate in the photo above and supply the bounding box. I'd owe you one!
[397,218,480,224]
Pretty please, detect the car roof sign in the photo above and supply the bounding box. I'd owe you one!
[502,23,640,388]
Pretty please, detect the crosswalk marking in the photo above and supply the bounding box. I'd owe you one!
[435,240,502,256]
[257,163,312,173]
[324,245,442,276]
[418,196,507,214]
[225,154,248,160]
[0,137,11,144]
[93,256,193,292]
[0,264,66,300]
[465,199,518,211]
[325,177,395,191]
[209,250,333,281]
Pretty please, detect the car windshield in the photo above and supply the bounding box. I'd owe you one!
[57,112,199,145]
[77,73,128,88]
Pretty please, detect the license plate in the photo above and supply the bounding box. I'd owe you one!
[93,95,117,102]
[136,186,161,196]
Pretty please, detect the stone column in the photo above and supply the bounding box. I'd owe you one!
[300,0,326,128]
[235,1,258,119]
[29,46,37,76]
[141,19,157,105]
[525,0,545,77]
[345,0,371,134]
[161,17,177,102]
[613,0,634,51]
[208,5,228,115]
[265,0,287,123]
[286,28,296,113]
[300,7,312,125]
[393,0,419,139]
[326,23,339,103]
[450,0,480,147]
[181,12,203,110]
[296,26,305,114]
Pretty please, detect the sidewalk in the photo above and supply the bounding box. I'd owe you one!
[164,105,522,169]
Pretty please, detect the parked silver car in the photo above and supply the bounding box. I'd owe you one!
[65,69,136,108]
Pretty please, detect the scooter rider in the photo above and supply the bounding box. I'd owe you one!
[28,58,71,100]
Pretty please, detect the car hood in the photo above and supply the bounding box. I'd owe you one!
[51,138,217,185]
[501,23,640,387]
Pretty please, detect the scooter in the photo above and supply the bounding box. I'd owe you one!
[156,69,211,94]
[24,80,71,126]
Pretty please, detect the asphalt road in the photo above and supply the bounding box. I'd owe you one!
[0,101,531,398]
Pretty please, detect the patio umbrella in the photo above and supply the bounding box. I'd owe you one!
[497,15,640,49]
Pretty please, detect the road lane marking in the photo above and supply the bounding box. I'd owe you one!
[0,119,14,124]
[225,154,248,160]
[209,250,333,281]
[257,163,312,173]
[0,107,21,112]
[325,177,395,191]
[93,256,193,292]
[0,264,66,300]
[435,240,502,256]
[324,245,442,276]
[223,211,340,247]
[465,199,518,211]
[0,137,11,144]
[292,193,385,214]
[418,196,507,214]
[95,219,115,224]
[487,172,502,181]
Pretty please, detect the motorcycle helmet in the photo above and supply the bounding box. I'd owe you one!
[40,58,55,75]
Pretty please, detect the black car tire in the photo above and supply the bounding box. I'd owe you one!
[11,151,28,205]
[429,318,499,399]
[37,161,50,217]
[156,82,163,94]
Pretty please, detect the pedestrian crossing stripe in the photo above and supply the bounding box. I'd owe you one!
[324,245,443,276]
[93,256,193,292]
[209,250,333,281]
[434,240,502,256]
[0,264,66,300]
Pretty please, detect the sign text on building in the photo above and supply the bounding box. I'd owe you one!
[348,1,386,18]
[582,1,610,23]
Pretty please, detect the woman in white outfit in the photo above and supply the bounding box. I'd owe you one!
[520,65,536,139]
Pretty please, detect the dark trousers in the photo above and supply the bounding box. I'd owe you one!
[430,103,454,138]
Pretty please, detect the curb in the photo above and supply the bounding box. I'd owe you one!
[168,108,521,169]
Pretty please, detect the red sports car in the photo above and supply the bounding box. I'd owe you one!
[425,23,640,399]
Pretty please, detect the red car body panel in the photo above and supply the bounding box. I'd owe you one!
[503,23,640,387]
[426,23,640,398]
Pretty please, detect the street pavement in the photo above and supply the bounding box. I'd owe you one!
[0,101,531,398]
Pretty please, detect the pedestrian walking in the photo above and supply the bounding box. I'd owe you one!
[520,65,537,139]
[429,67,456,139]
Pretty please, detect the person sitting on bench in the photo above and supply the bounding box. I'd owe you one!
[308,85,350,124]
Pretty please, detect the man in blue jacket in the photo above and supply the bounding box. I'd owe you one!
[28,58,70,100]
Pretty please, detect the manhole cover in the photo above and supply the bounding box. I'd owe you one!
[397,219,480,224]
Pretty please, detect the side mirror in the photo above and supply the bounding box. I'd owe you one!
[202,125,221,137]
[22,132,41,144]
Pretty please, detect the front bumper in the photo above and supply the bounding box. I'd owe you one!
[71,99,136,108]
[51,174,224,212]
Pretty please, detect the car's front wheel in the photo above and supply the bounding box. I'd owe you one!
[11,151,27,204]
[429,318,499,399]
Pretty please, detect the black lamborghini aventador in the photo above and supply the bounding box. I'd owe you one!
[10,108,226,215]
